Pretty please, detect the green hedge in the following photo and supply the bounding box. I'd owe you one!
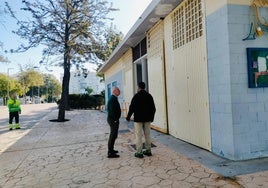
[69,94,105,109]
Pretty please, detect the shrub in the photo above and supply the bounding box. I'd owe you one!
[69,94,104,109]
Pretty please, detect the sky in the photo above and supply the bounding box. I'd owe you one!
[0,0,152,80]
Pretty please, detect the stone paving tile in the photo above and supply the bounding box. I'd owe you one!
[236,171,268,188]
[0,109,268,187]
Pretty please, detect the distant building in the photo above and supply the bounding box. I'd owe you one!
[69,71,104,94]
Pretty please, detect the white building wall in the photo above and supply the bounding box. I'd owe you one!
[122,50,134,117]
[147,21,168,133]
[164,0,211,150]
[69,71,104,94]
[103,50,132,117]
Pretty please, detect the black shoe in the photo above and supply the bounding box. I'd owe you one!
[134,152,144,158]
[143,149,152,156]
[107,153,120,158]
[111,150,118,154]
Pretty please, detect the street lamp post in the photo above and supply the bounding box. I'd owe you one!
[46,77,49,103]
[33,66,40,103]
[7,68,14,99]
[47,85,48,103]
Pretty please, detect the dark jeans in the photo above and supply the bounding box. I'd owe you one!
[9,111,19,124]
[107,118,119,153]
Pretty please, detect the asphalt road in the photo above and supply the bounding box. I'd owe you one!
[0,103,58,135]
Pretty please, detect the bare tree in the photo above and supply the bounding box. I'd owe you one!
[5,0,117,121]
[0,4,10,63]
[0,42,9,63]
[96,24,123,81]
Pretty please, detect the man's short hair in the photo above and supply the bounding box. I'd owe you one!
[138,82,145,89]
[113,86,120,92]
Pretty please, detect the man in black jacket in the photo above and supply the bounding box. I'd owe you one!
[126,82,156,158]
[107,86,121,158]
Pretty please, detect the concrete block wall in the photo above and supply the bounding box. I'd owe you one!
[229,4,268,160]
[207,3,268,160]
[206,4,235,160]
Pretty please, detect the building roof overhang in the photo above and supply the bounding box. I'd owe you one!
[99,0,183,73]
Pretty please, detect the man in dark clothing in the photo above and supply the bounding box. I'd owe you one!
[126,82,156,158]
[107,86,121,158]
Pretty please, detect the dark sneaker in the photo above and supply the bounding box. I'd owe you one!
[107,153,120,158]
[134,152,144,158]
[143,150,152,156]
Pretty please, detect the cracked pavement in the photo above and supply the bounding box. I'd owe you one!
[0,104,268,187]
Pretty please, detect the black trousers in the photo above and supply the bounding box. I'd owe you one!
[107,118,119,153]
[9,111,19,124]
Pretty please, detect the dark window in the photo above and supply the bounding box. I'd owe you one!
[133,44,140,62]
[141,38,147,56]
[136,64,142,84]
[132,37,147,62]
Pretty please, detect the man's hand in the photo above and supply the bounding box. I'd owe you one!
[126,117,130,121]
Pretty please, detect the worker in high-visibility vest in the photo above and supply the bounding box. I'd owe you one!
[7,93,21,130]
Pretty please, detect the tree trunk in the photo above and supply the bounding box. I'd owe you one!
[57,61,70,122]
[57,74,70,121]
[57,7,71,122]
[58,102,66,121]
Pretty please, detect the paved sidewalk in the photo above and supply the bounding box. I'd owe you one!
[0,108,268,187]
